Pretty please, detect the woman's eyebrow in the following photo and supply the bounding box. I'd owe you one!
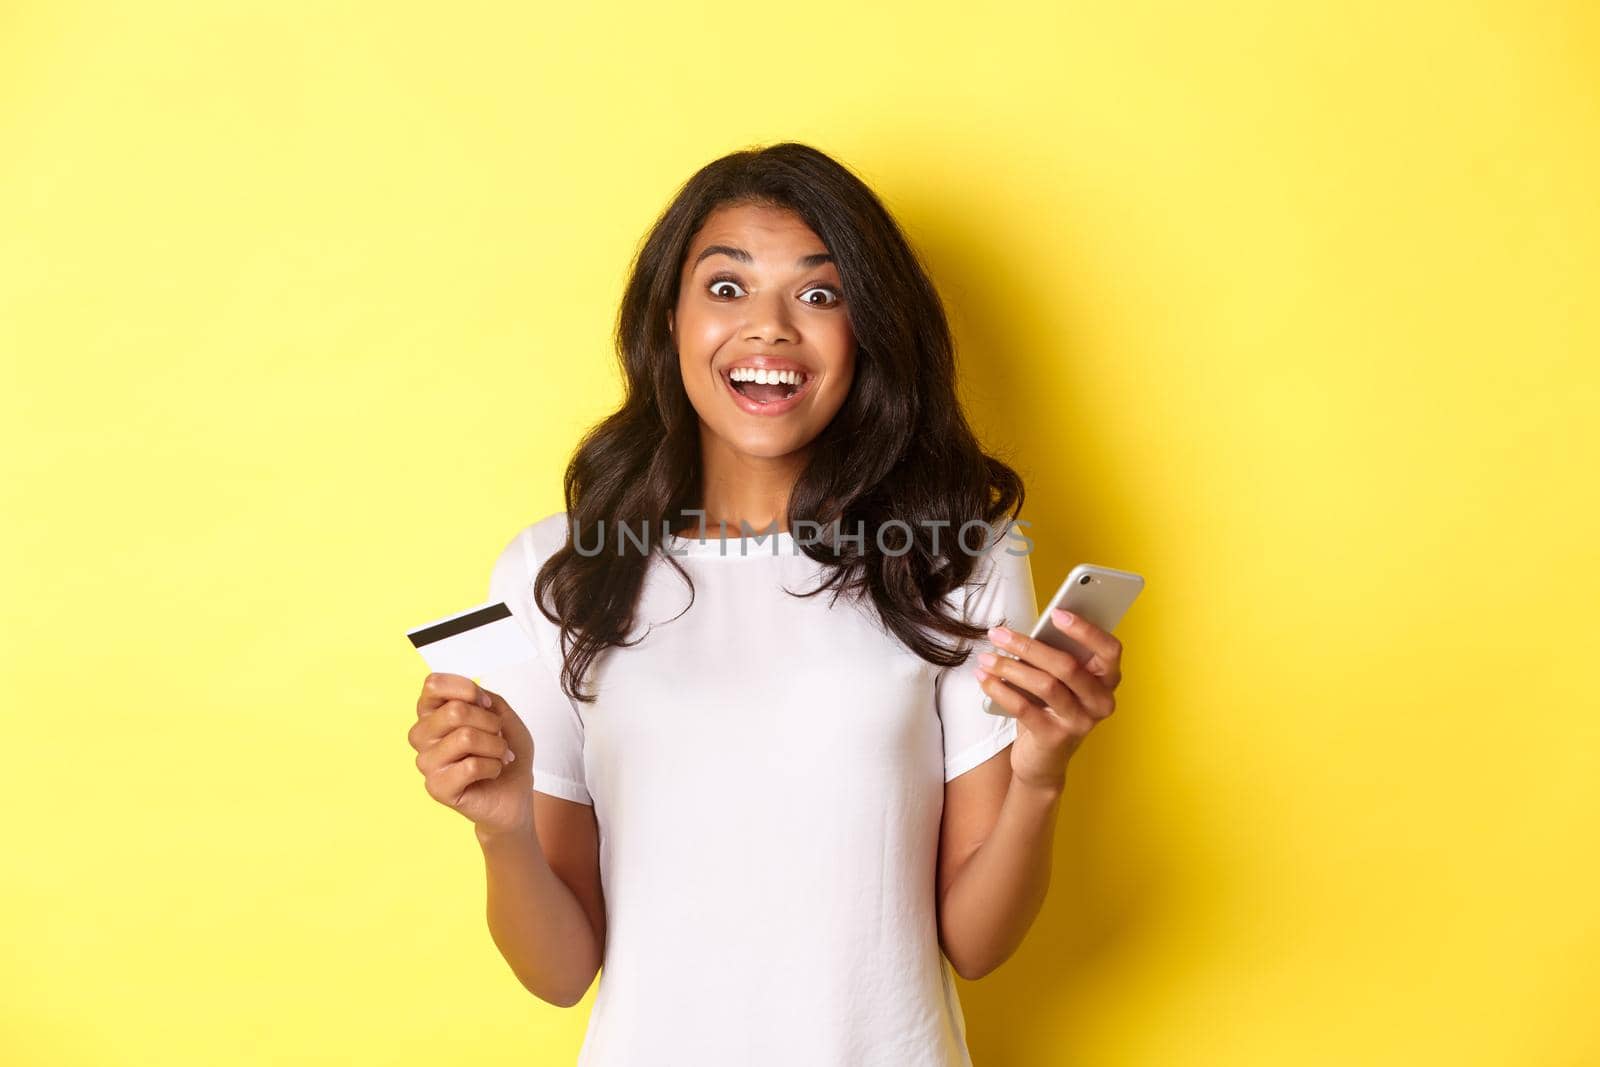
[692,244,834,270]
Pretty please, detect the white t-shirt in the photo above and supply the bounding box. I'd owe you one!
[480,511,1038,1066]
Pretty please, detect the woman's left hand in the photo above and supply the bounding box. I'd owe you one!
[975,608,1124,793]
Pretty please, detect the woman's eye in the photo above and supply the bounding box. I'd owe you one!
[705,275,841,307]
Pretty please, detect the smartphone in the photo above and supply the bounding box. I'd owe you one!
[982,562,1146,714]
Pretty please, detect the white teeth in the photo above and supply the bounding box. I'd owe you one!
[729,367,805,386]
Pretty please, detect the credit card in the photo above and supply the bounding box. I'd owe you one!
[406,600,536,678]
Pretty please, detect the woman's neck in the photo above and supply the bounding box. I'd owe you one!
[676,433,808,538]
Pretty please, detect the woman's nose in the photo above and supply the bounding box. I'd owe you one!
[744,289,798,345]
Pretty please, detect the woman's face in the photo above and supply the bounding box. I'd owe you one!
[669,202,857,462]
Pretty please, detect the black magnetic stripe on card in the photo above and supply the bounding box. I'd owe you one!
[407,601,513,648]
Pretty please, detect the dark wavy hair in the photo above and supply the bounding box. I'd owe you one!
[532,141,1025,703]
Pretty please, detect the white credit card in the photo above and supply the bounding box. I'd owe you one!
[406,599,536,678]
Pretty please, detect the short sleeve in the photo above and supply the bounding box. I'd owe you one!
[933,523,1040,782]
[477,519,592,806]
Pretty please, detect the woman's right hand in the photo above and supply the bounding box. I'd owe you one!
[410,672,534,836]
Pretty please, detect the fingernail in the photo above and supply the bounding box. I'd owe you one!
[504,749,515,763]
[479,691,492,708]
[986,626,1009,644]
[977,652,997,668]
[1053,608,1074,626]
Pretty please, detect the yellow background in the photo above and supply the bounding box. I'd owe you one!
[3,2,1596,1064]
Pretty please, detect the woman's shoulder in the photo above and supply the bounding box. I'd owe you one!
[525,510,571,562]
[947,517,1029,577]
[939,517,1034,611]
[488,511,569,588]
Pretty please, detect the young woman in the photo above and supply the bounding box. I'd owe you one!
[408,142,1128,1065]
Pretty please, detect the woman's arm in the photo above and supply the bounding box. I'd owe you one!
[476,799,604,1008]
[939,610,1126,979]
[936,754,1063,981]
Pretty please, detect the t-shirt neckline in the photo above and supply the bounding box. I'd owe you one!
[666,529,797,558]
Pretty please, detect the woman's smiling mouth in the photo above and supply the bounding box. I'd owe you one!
[720,361,815,416]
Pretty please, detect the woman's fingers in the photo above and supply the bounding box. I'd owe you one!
[416,672,494,719]
[981,643,1114,721]
[409,699,502,750]
[410,674,526,818]
[426,753,507,808]
[415,723,515,776]
[980,653,1082,724]
[989,628,1116,718]
[1043,610,1124,685]
[976,669,1064,738]
[481,688,533,764]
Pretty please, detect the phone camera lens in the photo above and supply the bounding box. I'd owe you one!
[1078,575,1091,585]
